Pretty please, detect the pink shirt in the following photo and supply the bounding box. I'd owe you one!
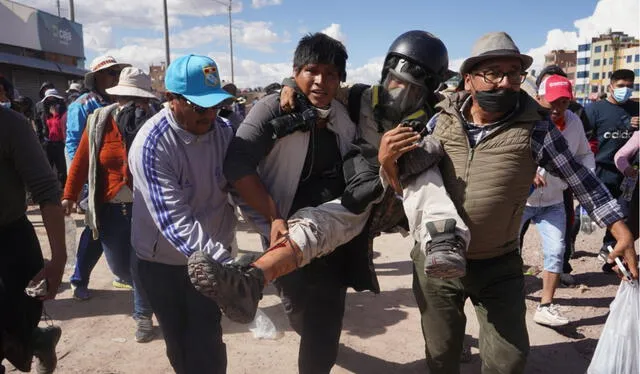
[614,131,640,173]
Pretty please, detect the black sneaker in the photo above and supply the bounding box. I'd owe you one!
[424,219,467,279]
[559,273,576,287]
[188,251,265,324]
[33,326,62,374]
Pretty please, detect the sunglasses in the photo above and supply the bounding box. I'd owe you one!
[176,95,222,114]
[104,69,121,77]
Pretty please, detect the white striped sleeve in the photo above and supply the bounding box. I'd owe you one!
[129,117,232,263]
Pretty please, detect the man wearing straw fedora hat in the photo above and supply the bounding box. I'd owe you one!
[62,67,157,343]
[413,31,637,373]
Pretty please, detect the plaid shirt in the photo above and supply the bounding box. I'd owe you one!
[531,119,624,227]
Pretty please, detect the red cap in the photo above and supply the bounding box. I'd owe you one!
[539,75,573,102]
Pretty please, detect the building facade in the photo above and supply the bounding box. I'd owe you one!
[617,45,640,99]
[544,49,577,81]
[574,43,591,102]
[0,0,86,101]
[575,31,639,103]
[149,63,166,94]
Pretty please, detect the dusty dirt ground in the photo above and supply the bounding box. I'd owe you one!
[7,207,636,374]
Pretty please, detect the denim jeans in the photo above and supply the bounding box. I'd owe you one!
[520,203,566,274]
[99,203,152,319]
[71,203,152,319]
[136,258,226,374]
[69,226,104,288]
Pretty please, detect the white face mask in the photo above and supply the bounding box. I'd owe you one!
[315,106,332,119]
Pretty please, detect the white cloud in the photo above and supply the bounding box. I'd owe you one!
[208,51,291,88]
[448,58,465,74]
[524,0,639,74]
[321,23,347,44]
[83,22,115,53]
[233,20,285,52]
[100,45,170,71]
[111,20,287,59]
[251,0,282,9]
[18,0,241,31]
[346,56,384,85]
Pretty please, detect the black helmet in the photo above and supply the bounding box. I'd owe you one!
[382,31,449,86]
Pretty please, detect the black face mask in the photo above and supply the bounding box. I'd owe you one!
[474,89,519,113]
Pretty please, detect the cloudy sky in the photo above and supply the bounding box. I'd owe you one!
[16,0,640,88]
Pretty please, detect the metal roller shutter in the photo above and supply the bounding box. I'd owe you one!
[11,68,40,102]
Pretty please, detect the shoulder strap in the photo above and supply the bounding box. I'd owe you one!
[347,84,370,124]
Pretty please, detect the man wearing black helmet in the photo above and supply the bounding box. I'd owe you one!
[188,30,473,362]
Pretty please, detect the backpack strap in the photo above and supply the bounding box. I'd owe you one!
[347,83,370,124]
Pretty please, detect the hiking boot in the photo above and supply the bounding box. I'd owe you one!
[71,284,91,300]
[559,273,576,287]
[424,219,467,279]
[135,317,154,343]
[188,251,265,324]
[33,326,62,374]
[112,278,133,290]
[533,304,569,327]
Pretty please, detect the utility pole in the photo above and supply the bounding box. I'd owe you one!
[69,0,75,21]
[56,0,61,16]
[228,1,234,83]
[162,0,171,65]
[213,0,234,83]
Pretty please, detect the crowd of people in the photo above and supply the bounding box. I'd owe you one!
[0,28,638,374]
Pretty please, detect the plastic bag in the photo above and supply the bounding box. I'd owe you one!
[248,308,282,340]
[587,280,640,374]
[64,216,77,269]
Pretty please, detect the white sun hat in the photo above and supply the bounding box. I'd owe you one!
[40,88,65,103]
[84,55,131,89]
[105,67,157,99]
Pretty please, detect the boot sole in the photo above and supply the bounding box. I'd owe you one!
[187,251,259,324]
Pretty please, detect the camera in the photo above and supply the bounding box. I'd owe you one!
[269,93,317,139]
[400,119,427,136]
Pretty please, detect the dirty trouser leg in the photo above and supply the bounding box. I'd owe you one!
[411,244,466,374]
[413,244,529,374]
[465,251,529,374]
[403,168,470,255]
[287,198,371,266]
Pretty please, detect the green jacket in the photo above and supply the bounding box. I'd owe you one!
[432,91,545,259]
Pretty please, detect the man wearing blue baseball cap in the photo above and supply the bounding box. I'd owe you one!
[128,54,236,374]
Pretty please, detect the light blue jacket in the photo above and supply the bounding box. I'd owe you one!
[65,91,107,160]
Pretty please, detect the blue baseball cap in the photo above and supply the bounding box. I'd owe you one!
[165,54,234,108]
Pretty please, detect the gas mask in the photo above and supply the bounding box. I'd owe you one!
[381,64,426,123]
